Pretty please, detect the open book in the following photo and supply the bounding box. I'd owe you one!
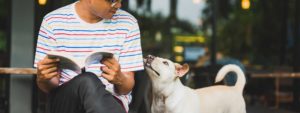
[47,51,113,74]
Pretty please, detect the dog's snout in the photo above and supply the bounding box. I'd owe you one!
[147,55,155,59]
[146,55,156,61]
[145,55,156,67]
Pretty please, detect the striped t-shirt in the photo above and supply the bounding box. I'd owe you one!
[33,2,144,112]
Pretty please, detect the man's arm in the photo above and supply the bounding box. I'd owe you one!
[36,56,60,93]
[114,71,135,95]
[101,58,135,95]
[37,76,60,93]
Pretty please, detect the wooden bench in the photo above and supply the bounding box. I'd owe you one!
[0,68,36,75]
[251,72,300,108]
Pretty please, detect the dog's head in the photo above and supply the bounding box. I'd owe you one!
[144,55,189,84]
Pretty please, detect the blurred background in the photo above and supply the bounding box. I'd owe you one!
[1,0,300,113]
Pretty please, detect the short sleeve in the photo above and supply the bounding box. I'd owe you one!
[119,21,144,72]
[33,18,57,67]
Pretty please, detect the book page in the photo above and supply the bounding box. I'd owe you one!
[47,52,82,74]
[85,52,114,66]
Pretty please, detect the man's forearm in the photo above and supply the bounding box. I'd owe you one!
[114,72,135,95]
[37,76,60,93]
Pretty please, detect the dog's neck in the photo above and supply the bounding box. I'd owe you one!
[152,78,186,101]
[151,95,166,113]
[164,80,188,112]
[152,79,186,113]
[152,78,184,97]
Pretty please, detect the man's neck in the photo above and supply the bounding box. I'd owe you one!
[75,1,103,23]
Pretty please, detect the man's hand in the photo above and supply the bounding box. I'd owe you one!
[36,56,60,93]
[101,57,135,95]
[100,57,123,85]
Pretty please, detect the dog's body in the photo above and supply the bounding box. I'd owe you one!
[144,55,246,113]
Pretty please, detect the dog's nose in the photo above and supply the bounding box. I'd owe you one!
[145,55,155,67]
[148,55,155,59]
[147,55,156,61]
[145,55,155,64]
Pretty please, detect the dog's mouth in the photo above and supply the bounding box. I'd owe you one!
[144,55,160,76]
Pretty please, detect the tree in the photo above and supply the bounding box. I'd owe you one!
[202,0,291,66]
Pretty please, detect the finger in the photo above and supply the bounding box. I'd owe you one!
[101,73,113,81]
[43,66,59,75]
[40,56,60,65]
[101,59,114,67]
[38,63,58,71]
[101,66,115,75]
[102,72,122,85]
[38,63,57,69]
[102,57,118,66]
[39,65,58,75]
[44,71,59,79]
[101,59,120,71]
[38,61,59,71]
[39,70,59,79]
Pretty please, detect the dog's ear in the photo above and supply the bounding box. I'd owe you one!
[175,63,190,77]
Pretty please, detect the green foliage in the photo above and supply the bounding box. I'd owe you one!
[129,10,198,57]
[202,0,291,66]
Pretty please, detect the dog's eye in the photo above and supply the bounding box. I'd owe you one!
[163,61,169,65]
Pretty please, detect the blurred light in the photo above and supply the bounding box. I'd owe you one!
[175,56,184,62]
[39,0,47,6]
[193,0,206,4]
[197,19,203,27]
[155,32,162,42]
[193,0,202,4]
[242,59,250,66]
[241,0,250,10]
[175,35,205,43]
[174,46,184,53]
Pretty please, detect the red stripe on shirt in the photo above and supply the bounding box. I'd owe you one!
[48,36,56,41]
[46,17,76,21]
[126,33,139,39]
[37,46,51,51]
[54,32,127,36]
[39,30,48,35]
[55,50,93,52]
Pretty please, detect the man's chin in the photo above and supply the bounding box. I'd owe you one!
[97,14,114,20]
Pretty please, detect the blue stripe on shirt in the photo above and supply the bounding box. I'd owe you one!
[56,45,123,48]
[104,21,134,25]
[49,21,80,25]
[53,28,129,32]
[37,42,55,48]
[38,34,50,39]
[56,37,121,40]
[124,37,140,43]
[119,53,142,57]
[45,13,74,18]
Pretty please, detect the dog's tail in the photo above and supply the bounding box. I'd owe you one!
[215,64,246,92]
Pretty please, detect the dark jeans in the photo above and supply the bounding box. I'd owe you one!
[46,72,126,113]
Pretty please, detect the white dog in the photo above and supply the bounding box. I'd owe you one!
[144,55,246,113]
